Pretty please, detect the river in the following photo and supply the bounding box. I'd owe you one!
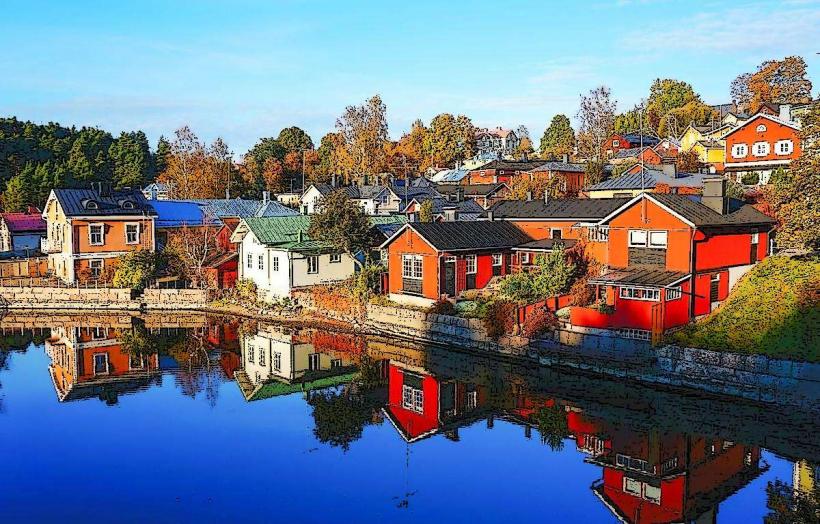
[0,312,817,523]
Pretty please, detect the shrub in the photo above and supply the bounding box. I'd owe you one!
[482,299,516,340]
[498,246,579,303]
[522,307,559,338]
[741,171,760,185]
[112,250,163,291]
[427,298,456,315]
[351,264,385,303]
[234,278,258,305]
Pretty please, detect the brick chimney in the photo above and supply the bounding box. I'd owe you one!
[661,162,677,179]
[702,177,728,214]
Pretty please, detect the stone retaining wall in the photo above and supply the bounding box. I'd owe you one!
[365,303,529,353]
[0,286,208,310]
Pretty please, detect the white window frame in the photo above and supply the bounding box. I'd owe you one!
[752,141,770,157]
[125,223,140,244]
[257,254,264,270]
[492,253,502,266]
[91,326,106,339]
[306,255,319,274]
[628,230,648,247]
[89,259,104,278]
[247,344,255,364]
[588,226,609,242]
[258,348,266,367]
[272,256,279,272]
[308,353,320,371]
[775,140,793,155]
[247,253,253,269]
[92,353,109,375]
[731,143,748,158]
[402,255,423,279]
[402,384,424,413]
[329,253,342,264]
[521,252,531,264]
[613,139,620,147]
[273,351,281,372]
[465,255,477,274]
[751,233,759,243]
[666,287,682,301]
[648,231,668,248]
[756,124,767,133]
[88,223,105,246]
[619,286,660,301]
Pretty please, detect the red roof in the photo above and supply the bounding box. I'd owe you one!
[2,213,46,232]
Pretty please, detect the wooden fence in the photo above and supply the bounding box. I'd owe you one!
[515,293,573,326]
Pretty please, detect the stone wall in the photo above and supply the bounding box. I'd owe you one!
[0,286,208,310]
[365,303,529,354]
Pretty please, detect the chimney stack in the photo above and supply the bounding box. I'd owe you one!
[562,154,569,163]
[456,187,464,202]
[526,191,533,201]
[779,104,792,122]
[262,191,270,205]
[544,190,550,204]
[661,162,677,179]
[702,177,728,214]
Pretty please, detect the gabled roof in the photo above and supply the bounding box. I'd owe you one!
[50,188,157,217]
[191,198,263,218]
[434,183,507,197]
[254,200,300,217]
[307,184,390,201]
[383,221,532,252]
[151,200,209,228]
[235,215,406,250]
[407,196,485,215]
[586,168,707,191]
[599,192,777,228]
[720,112,801,139]
[611,146,652,159]
[527,161,586,173]
[1,212,46,232]
[470,159,549,172]
[430,168,470,183]
[620,133,660,146]
[487,198,630,221]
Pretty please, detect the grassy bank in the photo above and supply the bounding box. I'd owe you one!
[670,254,820,362]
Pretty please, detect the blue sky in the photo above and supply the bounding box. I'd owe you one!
[2,0,819,155]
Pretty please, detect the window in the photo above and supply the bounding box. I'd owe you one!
[644,484,661,504]
[402,255,423,279]
[776,140,793,155]
[92,326,106,339]
[521,252,531,264]
[89,259,103,278]
[551,228,562,240]
[756,124,767,132]
[258,349,266,367]
[753,141,770,156]
[620,287,660,301]
[731,143,748,158]
[308,353,320,371]
[624,477,642,496]
[307,255,319,274]
[129,354,145,369]
[331,358,342,369]
[628,230,648,247]
[247,344,255,364]
[492,253,502,266]
[648,231,668,248]
[666,287,682,301]
[465,255,477,274]
[89,224,104,246]
[402,384,424,413]
[273,352,281,372]
[751,233,759,243]
[588,226,609,242]
[617,328,651,341]
[272,256,279,272]
[125,223,139,244]
[93,353,109,375]
[466,390,478,410]
[258,254,264,270]
[329,253,341,263]
[247,253,253,269]
[613,139,620,147]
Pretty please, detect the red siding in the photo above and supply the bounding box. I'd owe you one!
[695,231,767,271]
[387,365,439,439]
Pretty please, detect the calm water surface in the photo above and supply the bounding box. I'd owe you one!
[0,312,817,523]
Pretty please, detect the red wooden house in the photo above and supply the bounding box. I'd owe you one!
[524,161,588,194]
[570,178,776,340]
[381,221,531,307]
[606,133,660,156]
[723,112,801,184]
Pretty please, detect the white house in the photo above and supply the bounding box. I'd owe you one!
[231,216,358,302]
[299,183,403,215]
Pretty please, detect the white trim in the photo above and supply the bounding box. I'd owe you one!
[597,193,695,228]
[724,159,791,168]
[124,222,140,244]
[378,223,439,253]
[88,223,105,246]
[719,113,801,139]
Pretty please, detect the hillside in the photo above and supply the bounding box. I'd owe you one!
[670,254,820,362]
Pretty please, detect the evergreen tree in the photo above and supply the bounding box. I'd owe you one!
[540,115,575,159]
[2,172,31,212]
[153,135,171,178]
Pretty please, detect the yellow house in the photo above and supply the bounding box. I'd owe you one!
[679,124,730,170]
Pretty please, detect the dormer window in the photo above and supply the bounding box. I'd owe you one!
[82,199,99,210]
[119,200,135,209]
[756,124,767,133]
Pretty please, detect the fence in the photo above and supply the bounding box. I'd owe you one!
[515,293,573,326]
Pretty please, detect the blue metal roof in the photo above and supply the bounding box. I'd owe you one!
[152,200,209,228]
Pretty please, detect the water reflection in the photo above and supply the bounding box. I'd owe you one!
[0,313,817,522]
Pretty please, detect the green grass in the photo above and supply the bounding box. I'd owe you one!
[670,254,820,362]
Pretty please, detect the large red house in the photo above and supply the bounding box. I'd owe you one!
[570,178,776,341]
[380,221,531,307]
[723,112,802,184]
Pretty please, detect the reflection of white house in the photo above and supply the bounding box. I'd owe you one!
[300,184,402,215]
[235,324,358,401]
[231,216,357,302]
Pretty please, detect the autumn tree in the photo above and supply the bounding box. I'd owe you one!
[336,95,389,183]
[540,114,575,159]
[764,101,820,250]
[314,131,347,184]
[615,79,716,138]
[158,126,206,199]
[207,137,236,197]
[164,210,221,287]
[308,189,372,269]
[577,86,616,160]
[731,56,813,113]
[424,113,476,168]
[515,125,534,158]
[393,119,428,172]
[418,199,434,222]
[676,149,701,172]
[507,173,566,201]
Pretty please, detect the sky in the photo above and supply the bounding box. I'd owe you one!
[2,0,819,155]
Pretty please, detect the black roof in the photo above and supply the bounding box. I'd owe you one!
[404,221,532,251]
[435,183,507,197]
[648,194,776,227]
[528,161,586,173]
[513,238,578,251]
[488,198,630,220]
[621,133,660,146]
[589,267,689,287]
[471,159,549,171]
[52,188,157,217]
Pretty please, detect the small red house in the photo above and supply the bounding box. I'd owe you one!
[381,221,531,307]
[723,112,801,184]
[466,159,549,185]
[525,161,588,194]
[570,178,776,340]
[606,133,660,157]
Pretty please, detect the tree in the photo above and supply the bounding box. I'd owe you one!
[112,250,163,291]
[676,149,700,172]
[276,126,314,153]
[2,173,30,212]
[584,159,606,186]
[616,79,716,138]
[336,95,389,182]
[577,86,616,160]
[109,131,151,189]
[507,173,566,201]
[732,56,813,113]
[515,125,534,158]
[392,119,428,173]
[164,211,221,287]
[158,126,206,199]
[764,101,820,250]
[498,245,579,303]
[308,189,373,269]
[207,137,235,197]
[154,135,171,176]
[314,132,347,184]
[260,157,284,193]
[540,114,575,159]
[418,199,434,222]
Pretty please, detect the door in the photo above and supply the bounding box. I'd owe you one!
[650,303,664,346]
[444,259,456,296]
[710,274,720,303]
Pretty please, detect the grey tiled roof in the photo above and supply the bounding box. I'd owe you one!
[471,159,550,171]
[405,221,532,251]
[528,161,586,173]
[513,238,578,251]
[488,198,630,220]
[586,169,707,191]
[589,268,688,287]
[649,194,776,227]
[434,183,506,197]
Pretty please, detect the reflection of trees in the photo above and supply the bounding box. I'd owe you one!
[765,478,819,523]
[0,334,36,414]
[532,404,569,451]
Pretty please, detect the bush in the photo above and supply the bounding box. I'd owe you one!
[741,171,760,185]
[498,246,579,303]
[482,299,516,340]
[234,278,258,305]
[522,307,559,338]
[351,264,385,303]
[427,298,456,315]
[112,250,163,291]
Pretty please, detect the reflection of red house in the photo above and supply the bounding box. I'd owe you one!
[383,362,487,442]
[570,180,776,339]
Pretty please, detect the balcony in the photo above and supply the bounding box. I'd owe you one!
[41,238,62,254]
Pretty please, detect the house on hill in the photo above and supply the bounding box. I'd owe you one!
[475,127,520,157]
[570,178,776,341]
[0,207,46,252]
[380,221,532,306]
[466,159,549,185]
[606,133,660,157]
[722,112,802,185]
[42,186,157,283]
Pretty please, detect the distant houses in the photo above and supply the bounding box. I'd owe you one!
[0,207,46,252]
